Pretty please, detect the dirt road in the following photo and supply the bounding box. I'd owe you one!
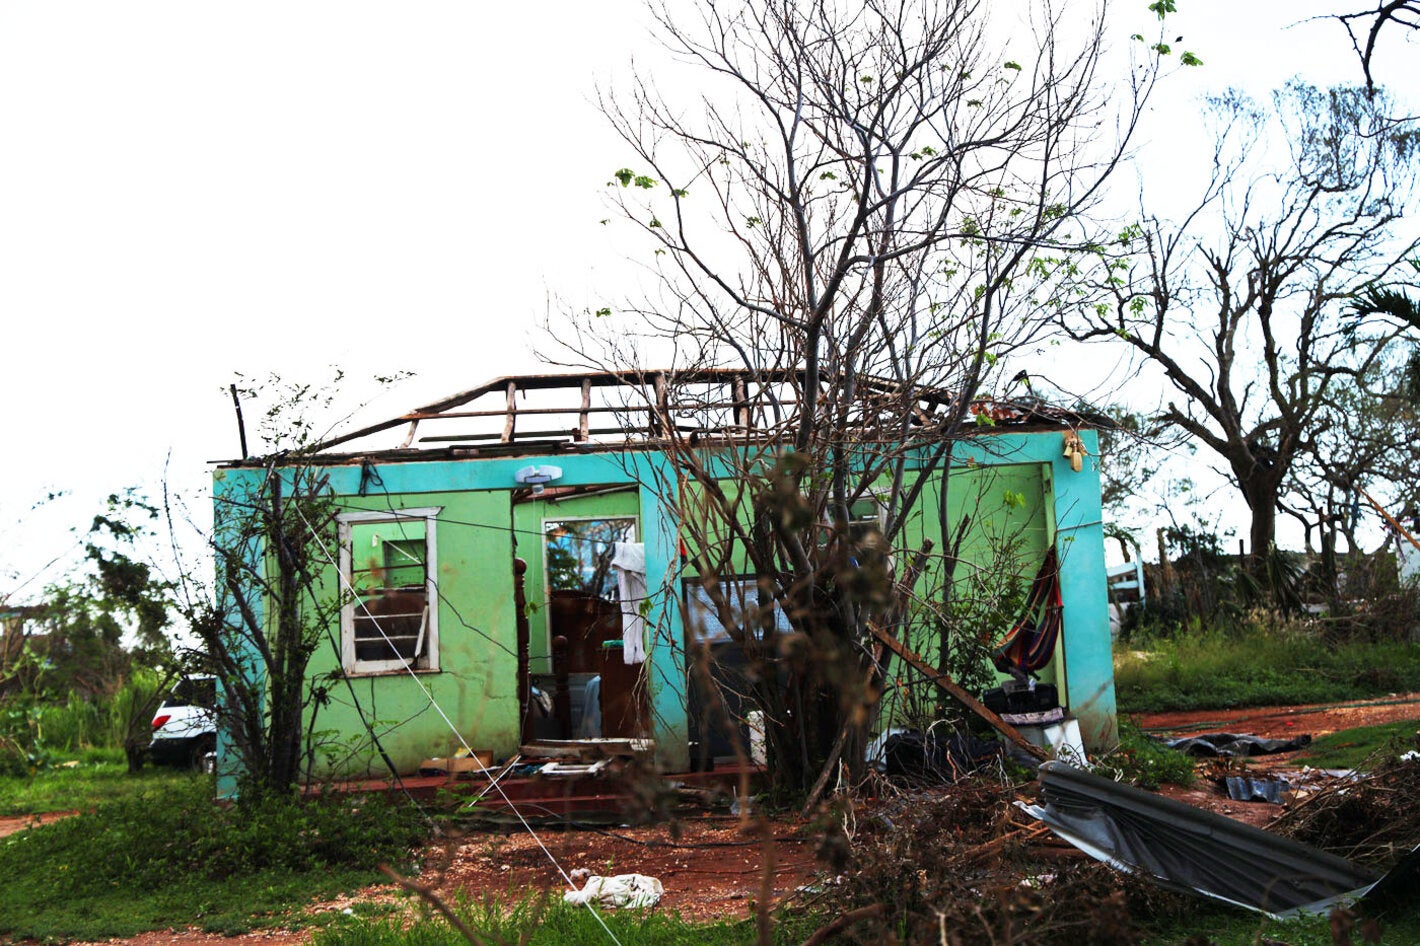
[1134,692,1420,740]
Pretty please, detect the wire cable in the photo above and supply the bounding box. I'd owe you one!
[289,499,624,946]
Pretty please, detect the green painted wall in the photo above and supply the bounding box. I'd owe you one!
[305,489,521,777]
[213,426,1116,790]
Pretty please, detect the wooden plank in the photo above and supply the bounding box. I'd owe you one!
[867,623,1046,760]
[579,377,592,442]
[502,381,517,443]
[733,377,750,429]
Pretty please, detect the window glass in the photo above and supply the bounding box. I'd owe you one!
[683,577,789,644]
[344,515,433,670]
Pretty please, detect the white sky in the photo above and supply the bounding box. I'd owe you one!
[0,1,1416,595]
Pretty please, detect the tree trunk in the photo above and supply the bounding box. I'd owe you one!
[1246,495,1276,569]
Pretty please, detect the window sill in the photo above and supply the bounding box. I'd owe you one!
[344,666,441,679]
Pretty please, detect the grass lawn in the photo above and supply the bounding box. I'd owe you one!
[1114,624,1420,713]
[0,776,427,941]
[1142,905,1420,945]
[0,747,196,816]
[312,899,815,946]
[311,898,1420,946]
[1292,719,1420,770]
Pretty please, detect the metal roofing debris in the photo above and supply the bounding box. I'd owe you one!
[1166,732,1313,757]
[1019,761,1378,918]
[1224,775,1291,805]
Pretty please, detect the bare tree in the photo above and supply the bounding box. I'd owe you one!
[553,0,1162,791]
[172,374,377,799]
[1061,83,1420,579]
[1333,1,1420,95]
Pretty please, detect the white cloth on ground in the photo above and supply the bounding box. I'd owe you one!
[563,873,664,909]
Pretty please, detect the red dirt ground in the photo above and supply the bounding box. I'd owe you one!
[1134,692,1420,741]
[426,813,820,922]
[0,810,78,839]
[67,694,1420,944]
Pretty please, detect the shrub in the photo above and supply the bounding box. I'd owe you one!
[0,778,427,904]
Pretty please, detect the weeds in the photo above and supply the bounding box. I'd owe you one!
[1090,717,1196,789]
[1114,617,1420,713]
[313,894,792,946]
[0,776,428,940]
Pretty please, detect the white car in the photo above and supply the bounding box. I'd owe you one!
[149,676,217,770]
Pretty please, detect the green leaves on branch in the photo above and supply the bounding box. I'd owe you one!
[610,168,658,189]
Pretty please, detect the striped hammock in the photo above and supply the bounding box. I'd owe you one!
[992,546,1062,676]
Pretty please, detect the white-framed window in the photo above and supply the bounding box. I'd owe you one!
[338,507,441,675]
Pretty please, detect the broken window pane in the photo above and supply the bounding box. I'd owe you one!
[343,515,434,671]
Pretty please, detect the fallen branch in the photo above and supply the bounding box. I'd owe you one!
[868,623,1047,760]
[799,903,886,946]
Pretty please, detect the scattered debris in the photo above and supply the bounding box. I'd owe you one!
[827,780,1140,944]
[1224,775,1291,805]
[418,750,494,775]
[538,759,610,779]
[881,729,1002,783]
[1020,761,1377,918]
[1270,753,1420,868]
[1166,732,1313,757]
[562,873,664,909]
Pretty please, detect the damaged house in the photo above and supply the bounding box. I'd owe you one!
[210,370,1118,788]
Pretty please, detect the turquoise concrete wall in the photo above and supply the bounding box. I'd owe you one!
[1047,429,1117,747]
[210,465,265,800]
[212,426,1115,785]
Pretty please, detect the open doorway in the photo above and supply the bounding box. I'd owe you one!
[516,492,652,742]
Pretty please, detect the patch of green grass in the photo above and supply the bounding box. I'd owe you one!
[1091,716,1196,789]
[0,776,428,940]
[314,897,816,946]
[1115,621,1420,713]
[1293,719,1420,770]
[1142,903,1420,945]
[0,747,192,815]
